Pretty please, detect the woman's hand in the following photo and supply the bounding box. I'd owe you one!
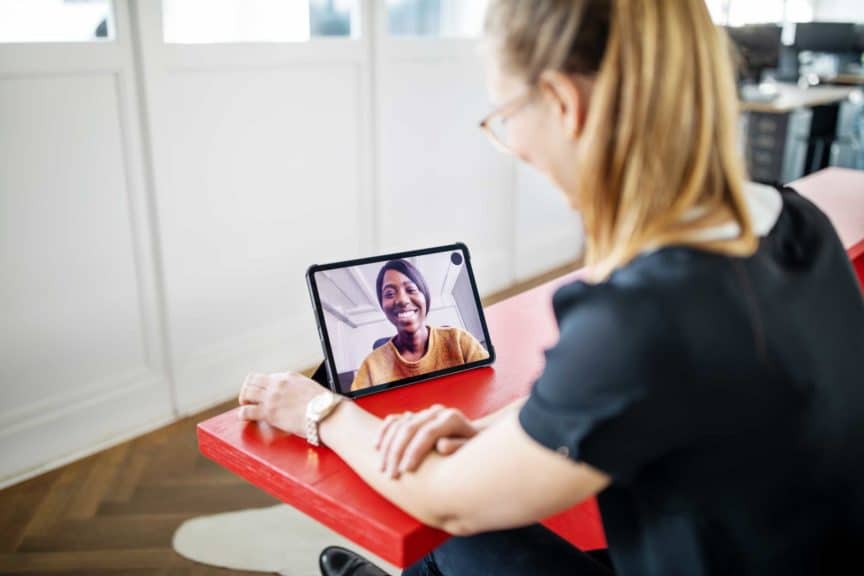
[375,405,479,479]
[237,371,327,437]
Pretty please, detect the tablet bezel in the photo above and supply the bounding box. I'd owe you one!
[306,242,496,398]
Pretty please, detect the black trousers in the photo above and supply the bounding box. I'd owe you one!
[401,524,615,576]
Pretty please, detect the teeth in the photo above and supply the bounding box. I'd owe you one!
[397,310,417,319]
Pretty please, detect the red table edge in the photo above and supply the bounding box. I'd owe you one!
[198,421,607,566]
[849,238,864,264]
[846,237,864,292]
[198,423,450,567]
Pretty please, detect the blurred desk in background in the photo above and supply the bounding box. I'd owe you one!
[822,72,864,87]
[740,83,862,184]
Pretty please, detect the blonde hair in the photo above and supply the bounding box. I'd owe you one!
[485,0,756,280]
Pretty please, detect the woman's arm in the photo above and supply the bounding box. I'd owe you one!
[376,397,528,475]
[320,399,610,536]
[458,329,492,363]
[472,396,527,430]
[239,372,609,535]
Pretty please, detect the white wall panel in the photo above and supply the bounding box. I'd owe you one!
[376,42,516,297]
[133,1,373,414]
[148,65,367,412]
[0,74,147,408]
[514,164,584,281]
[0,1,174,488]
[812,0,864,21]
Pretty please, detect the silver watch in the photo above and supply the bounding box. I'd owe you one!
[305,391,344,446]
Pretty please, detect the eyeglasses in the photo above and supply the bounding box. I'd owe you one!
[478,89,536,154]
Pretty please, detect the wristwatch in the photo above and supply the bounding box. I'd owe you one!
[305,391,344,446]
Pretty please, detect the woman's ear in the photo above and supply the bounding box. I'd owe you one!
[538,70,584,140]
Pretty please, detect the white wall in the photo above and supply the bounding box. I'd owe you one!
[0,2,175,488]
[375,40,515,295]
[0,0,583,488]
[134,2,375,416]
[812,0,864,21]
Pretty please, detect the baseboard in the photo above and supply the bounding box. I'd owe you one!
[0,372,174,489]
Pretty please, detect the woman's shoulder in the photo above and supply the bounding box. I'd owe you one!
[432,325,473,342]
[551,274,668,329]
[431,325,485,350]
[778,185,837,230]
[772,185,849,264]
[361,337,397,366]
[549,268,695,370]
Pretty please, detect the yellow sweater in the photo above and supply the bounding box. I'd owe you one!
[350,326,489,391]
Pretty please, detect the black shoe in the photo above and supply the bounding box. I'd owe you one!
[319,545,390,576]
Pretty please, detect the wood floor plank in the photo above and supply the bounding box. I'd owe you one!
[65,443,130,520]
[0,470,61,554]
[18,514,194,552]
[147,469,245,488]
[139,440,200,486]
[104,444,152,503]
[97,485,278,516]
[0,547,187,572]
[0,569,263,576]
[21,459,92,539]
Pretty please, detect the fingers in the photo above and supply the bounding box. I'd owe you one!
[238,372,269,405]
[238,403,264,421]
[377,411,414,467]
[378,411,424,475]
[375,403,443,450]
[236,371,324,436]
[377,404,444,476]
[242,372,268,389]
[382,407,440,478]
[374,405,479,479]
[399,410,476,473]
[238,384,265,405]
[436,437,468,455]
[375,414,401,450]
[376,405,440,454]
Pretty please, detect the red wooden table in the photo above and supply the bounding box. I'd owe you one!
[198,168,864,568]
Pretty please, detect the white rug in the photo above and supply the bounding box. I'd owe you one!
[172,504,401,576]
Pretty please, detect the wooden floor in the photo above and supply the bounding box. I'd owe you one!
[0,399,278,575]
[0,262,579,575]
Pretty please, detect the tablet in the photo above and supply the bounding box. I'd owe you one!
[306,243,495,397]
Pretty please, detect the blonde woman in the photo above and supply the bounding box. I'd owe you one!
[238,1,864,574]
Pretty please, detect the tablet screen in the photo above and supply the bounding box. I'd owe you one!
[307,243,494,396]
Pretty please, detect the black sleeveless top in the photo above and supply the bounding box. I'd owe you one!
[519,188,864,575]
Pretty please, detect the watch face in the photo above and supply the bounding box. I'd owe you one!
[310,393,332,413]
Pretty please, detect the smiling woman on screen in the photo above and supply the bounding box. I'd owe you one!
[350,259,489,392]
